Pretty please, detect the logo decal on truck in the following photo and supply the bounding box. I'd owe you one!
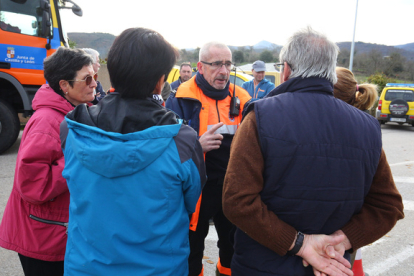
[7,47,15,58]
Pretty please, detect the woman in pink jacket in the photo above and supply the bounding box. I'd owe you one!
[0,47,96,276]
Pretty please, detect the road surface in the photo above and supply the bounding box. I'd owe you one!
[0,122,413,275]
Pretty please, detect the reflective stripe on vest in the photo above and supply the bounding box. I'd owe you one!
[207,124,238,135]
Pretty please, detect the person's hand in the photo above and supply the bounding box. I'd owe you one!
[297,234,353,276]
[329,230,352,255]
[199,122,224,152]
[302,230,353,270]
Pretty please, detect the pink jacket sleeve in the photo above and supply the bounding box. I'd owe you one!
[15,121,68,205]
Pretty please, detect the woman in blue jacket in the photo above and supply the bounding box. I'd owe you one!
[61,28,206,276]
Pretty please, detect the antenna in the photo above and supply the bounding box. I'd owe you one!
[233,65,236,98]
[229,64,240,116]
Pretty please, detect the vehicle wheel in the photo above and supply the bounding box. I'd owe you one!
[389,99,409,117]
[0,99,20,154]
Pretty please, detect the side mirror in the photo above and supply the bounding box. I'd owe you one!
[60,0,83,17]
[72,5,82,17]
[40,0,51,38]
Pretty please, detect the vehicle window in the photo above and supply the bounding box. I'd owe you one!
[0,0,51,37]
[265,75,275,83]
[229,75,246,87]
[384,90,414,102]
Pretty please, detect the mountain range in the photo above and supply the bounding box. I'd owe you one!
[68,33,414,60]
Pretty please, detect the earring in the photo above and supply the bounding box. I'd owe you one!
[65,92,68,95]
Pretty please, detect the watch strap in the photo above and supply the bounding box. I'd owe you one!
[287,231,304,256]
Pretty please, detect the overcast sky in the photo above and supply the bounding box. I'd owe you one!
[60,0,414,49]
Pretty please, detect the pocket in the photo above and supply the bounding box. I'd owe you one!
[29,214,68,231]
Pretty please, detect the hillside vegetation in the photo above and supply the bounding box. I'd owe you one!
[68,32,414,82]
[68,32,116,59]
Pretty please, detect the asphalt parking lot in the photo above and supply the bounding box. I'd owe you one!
[0,122,413,276]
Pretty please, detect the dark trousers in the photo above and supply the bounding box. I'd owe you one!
[188,178,234,276]
[18,254,64,276]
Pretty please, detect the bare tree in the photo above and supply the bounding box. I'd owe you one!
[405,61,414,81]
[338,49,350,68]
[383,52,404,77]
[368,49,383,73]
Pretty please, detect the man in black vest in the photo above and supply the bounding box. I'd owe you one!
[223,27,404,276]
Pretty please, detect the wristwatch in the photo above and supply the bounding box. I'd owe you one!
[287,231,304,255]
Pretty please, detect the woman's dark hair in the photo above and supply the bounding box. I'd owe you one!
[107,28,179,99]
[43,47,93,96]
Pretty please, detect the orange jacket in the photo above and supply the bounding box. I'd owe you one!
[167,76,251,230]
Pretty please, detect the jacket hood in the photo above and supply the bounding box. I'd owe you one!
[32,84,74,114]
[65,117,182,178]
[64,94,182,178]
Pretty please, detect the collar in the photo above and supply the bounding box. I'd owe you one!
[243,77,333,120]
[265,77,333,98]
[195,72,230,100]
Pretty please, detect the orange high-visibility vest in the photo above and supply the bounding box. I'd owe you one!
[175,77,251,231]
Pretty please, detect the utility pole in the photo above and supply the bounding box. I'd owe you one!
[349,0,359,72]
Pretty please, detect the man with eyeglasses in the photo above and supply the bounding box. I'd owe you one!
[241,60,275,101]
[223,27,403,276]
[171,62,193,91]
[166,42,251,276]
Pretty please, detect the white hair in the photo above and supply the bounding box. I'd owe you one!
[82,48,100,63]
[279,27,339,84]
[199,42,231,61]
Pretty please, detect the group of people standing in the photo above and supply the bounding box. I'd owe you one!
[0,26,404,276]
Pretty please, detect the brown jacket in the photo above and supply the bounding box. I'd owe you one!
[223,111,404,256]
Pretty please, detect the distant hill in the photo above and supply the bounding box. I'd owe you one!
[229,40,281,53]
[395,43,414,52]
[68,32,414,61]
[68,32,116,59]
[253,40,280,50]
[336,41,414,60]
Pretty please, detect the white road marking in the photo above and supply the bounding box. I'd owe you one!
[390,161,414,167]
[403,200,414,211]
[205,225,218,241]
[365,246,414,275]
[393,176,414,183]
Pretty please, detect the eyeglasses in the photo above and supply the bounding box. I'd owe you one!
[67,73,97,85]
[274,62,293,71]
[201,61,233,70]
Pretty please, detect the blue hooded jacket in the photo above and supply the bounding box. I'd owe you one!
[241,78,275,101]
[61,94,205,276]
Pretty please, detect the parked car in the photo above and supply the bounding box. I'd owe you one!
[376,83,414,126]
[229,71,253,87]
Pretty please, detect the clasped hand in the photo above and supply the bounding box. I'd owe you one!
[297,231,353,276]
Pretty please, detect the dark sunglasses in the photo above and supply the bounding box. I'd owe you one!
[67,73,97,85]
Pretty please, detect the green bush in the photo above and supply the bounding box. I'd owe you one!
[367,72,395,96]
[259,50,274,63]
